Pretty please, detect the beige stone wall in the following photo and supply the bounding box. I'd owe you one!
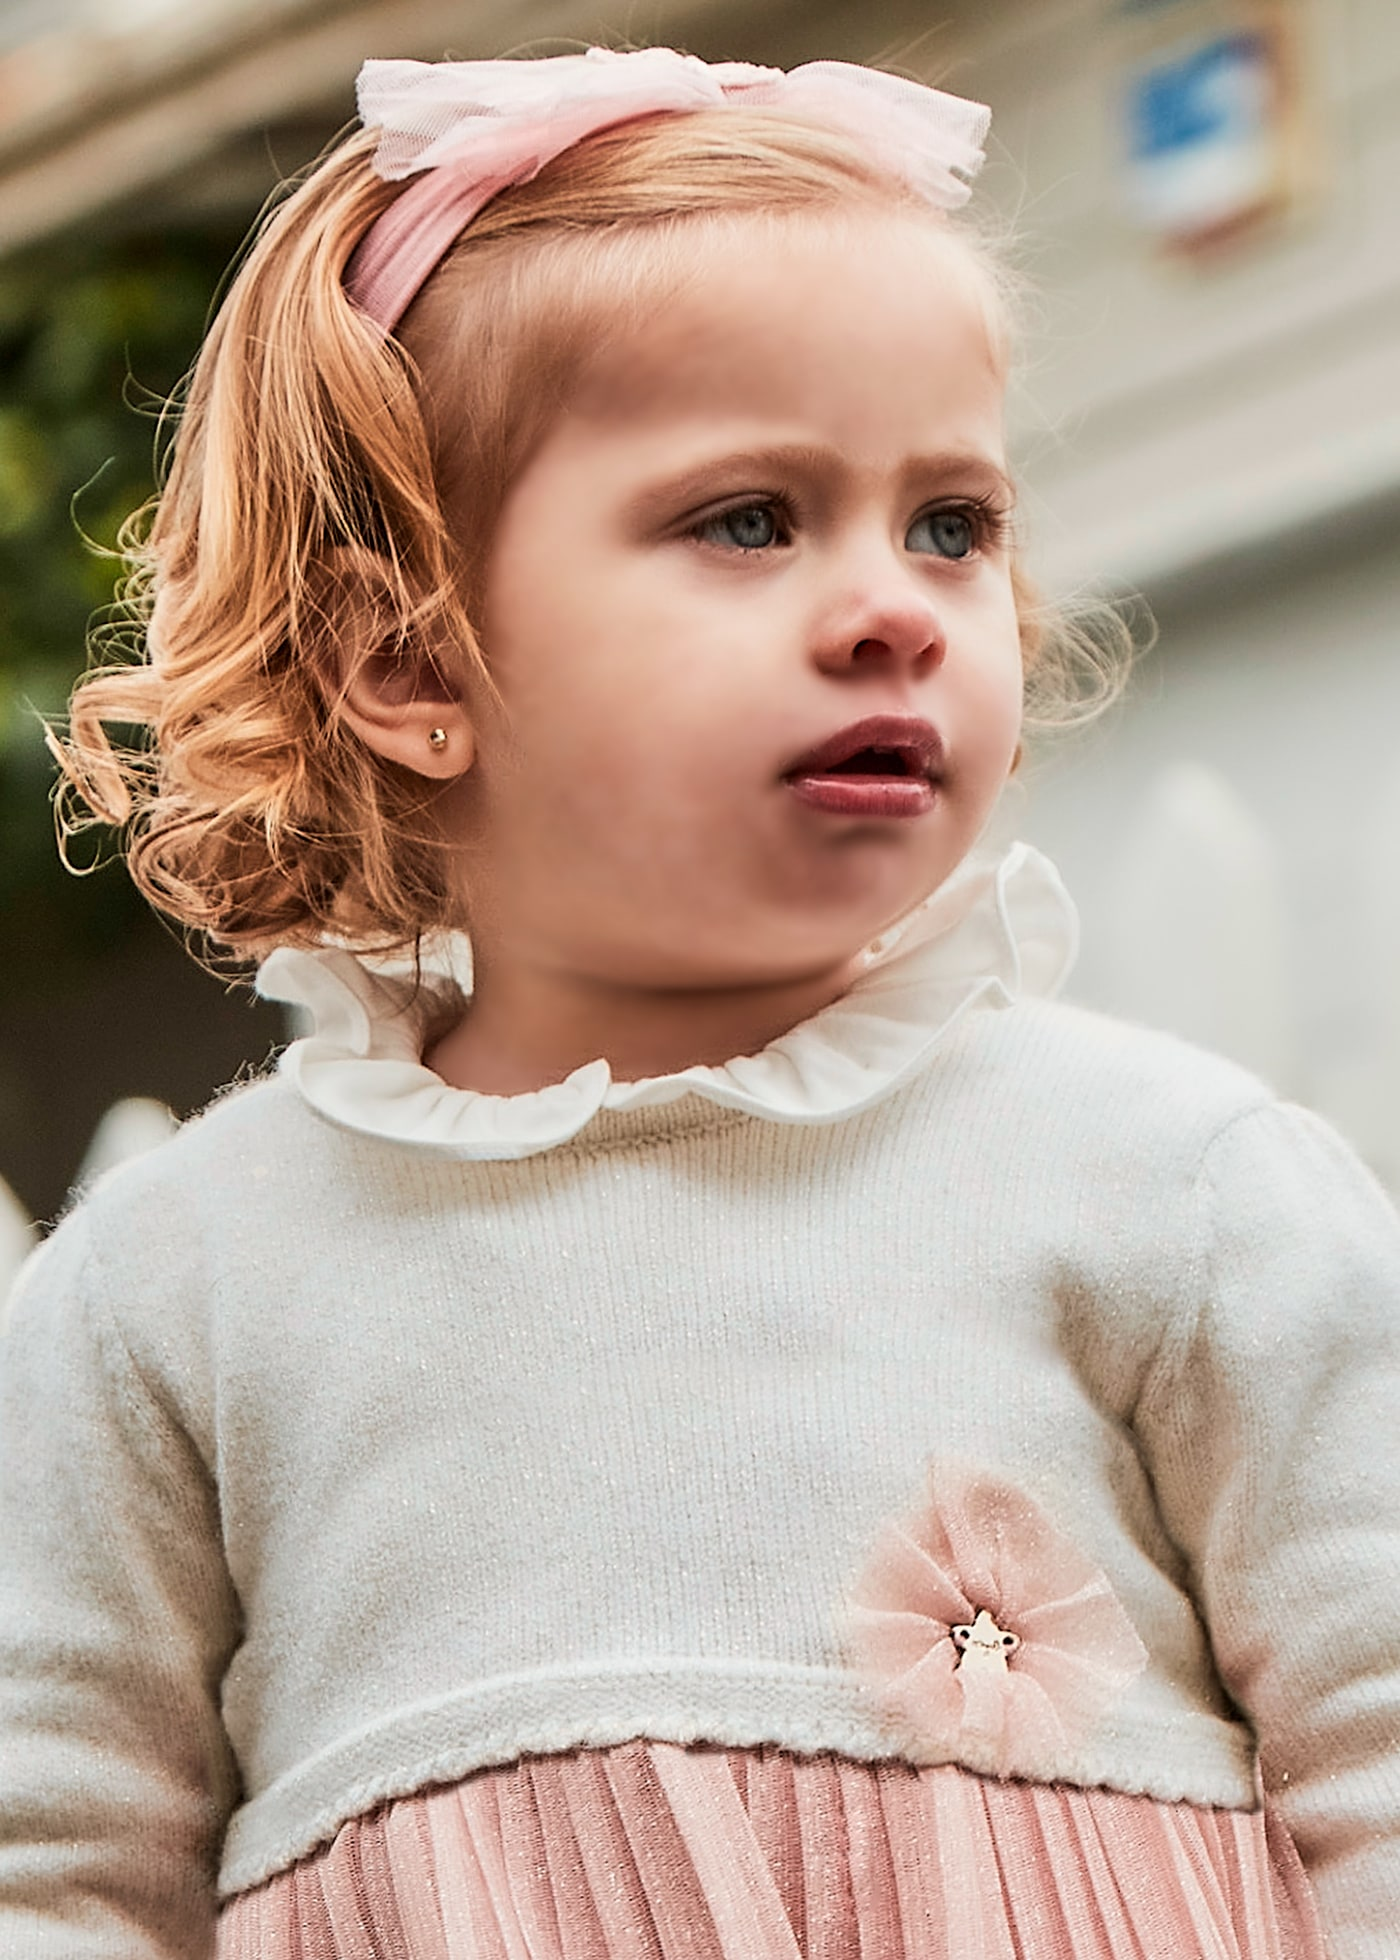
[0,0,834,253]
[11,0,1391,598]
[948,0,1400,600]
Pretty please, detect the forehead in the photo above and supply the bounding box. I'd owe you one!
[560,209,1006,466]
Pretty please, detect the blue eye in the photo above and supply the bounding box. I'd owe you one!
[696,502,784,551]
[907,508,978,559]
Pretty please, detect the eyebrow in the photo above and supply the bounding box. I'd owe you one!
[625,443,1015,524]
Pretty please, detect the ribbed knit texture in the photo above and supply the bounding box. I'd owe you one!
[2,998,1400,1957]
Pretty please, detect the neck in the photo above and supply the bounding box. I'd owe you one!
[424,953,861,1096]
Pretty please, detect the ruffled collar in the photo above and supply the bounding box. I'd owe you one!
[255,841,1076,1160]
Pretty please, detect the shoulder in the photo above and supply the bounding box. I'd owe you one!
[65,1072,316,1223]
[969,997,1400,1272]
[4,1072,368,1410]
[1015,1000,1391,1195]
[914,993,1400,1261]
[11,1075,330,1311]
[939,995,1278,1163]
[1013,995,1268,1104]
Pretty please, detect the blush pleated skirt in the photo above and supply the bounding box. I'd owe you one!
[217,1742,1326,1960]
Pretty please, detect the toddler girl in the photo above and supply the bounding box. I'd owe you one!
[3,44,1398,1960]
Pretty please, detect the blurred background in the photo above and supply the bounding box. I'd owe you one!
[1,0,1397,1260]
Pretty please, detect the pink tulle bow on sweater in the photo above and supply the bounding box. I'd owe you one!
[344,46,990,331]
[846,1468,1148,1779]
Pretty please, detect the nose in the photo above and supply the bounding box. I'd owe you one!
[811,554,946,678]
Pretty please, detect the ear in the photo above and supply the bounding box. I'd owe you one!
[312,548,474,779]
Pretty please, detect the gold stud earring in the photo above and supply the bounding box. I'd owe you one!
[427,727,448,752]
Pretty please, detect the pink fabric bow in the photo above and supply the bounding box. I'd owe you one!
[846,1468,1148,1780]
[344,47,990,332]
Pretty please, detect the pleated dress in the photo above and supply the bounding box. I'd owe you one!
[218,1742,1324,1959]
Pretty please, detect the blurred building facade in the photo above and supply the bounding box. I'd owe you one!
[2,0,1398,1207]
[951,0,1400,1180]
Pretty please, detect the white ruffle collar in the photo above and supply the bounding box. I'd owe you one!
[255,841,1077,1160]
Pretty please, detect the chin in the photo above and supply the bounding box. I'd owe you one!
[788,885,944,957]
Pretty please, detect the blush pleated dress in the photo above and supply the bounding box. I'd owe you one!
[217,1742,1325,1960]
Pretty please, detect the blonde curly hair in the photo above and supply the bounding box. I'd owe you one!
[50,103,1121,962]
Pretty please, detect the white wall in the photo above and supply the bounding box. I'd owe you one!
[1021,522,1400,1171]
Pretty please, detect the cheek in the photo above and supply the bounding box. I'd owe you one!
[962,588,1027,756]
[487,546,667,700]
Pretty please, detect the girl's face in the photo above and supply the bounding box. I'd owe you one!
[454,210,1023,994]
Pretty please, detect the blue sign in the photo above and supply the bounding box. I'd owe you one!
[1130,33,1271,160]
[1124,28,1280,237]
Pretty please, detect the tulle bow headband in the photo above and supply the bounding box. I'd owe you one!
[345,46,991,332]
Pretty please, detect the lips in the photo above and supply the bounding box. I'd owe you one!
[783,714,944,819]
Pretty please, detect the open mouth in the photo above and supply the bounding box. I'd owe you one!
[818,746,924,779]
[783,716,943,819]
[785,715,943,782]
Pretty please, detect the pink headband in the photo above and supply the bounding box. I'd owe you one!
[344,47,991,333]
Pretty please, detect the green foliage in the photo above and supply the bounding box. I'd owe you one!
[0,224,244,993]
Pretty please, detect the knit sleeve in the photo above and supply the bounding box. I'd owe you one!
[0,1198,240,1959]
[1134,1100,1400,1960]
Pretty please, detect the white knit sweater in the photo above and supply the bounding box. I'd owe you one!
[2,847,1399,1960]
